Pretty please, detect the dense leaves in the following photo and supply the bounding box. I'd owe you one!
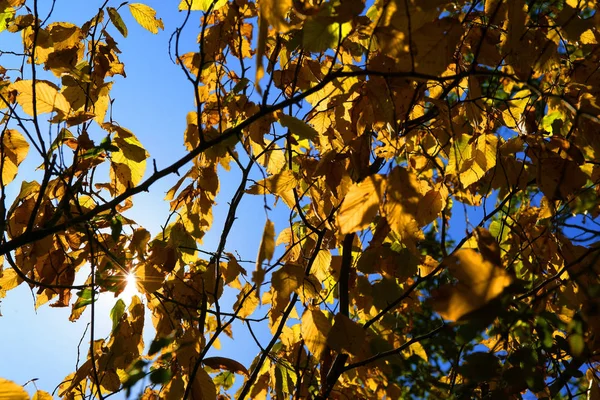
[1,0,600,398]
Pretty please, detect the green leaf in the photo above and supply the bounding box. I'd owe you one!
[107,7,128,37]
[302,17,351,53]
[73,288,95,310]
[279,114,318,141]
[0,7,15,33]
[110,299,126,332]
[150,367,172,384]
[148,335,174,356]
[110,216,123,242]
[213,371,235,390]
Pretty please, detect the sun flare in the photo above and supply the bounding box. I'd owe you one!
[119,272,141,301]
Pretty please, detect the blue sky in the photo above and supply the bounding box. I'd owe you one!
[0,0,278,396]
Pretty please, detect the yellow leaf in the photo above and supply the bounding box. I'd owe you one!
[1,129,29,186]
[416,184,448,226]
[337,175,385,234]
[128,3,164,34]
[448,134,498,188]
[254,219,274,299]
[256,0,292,90]
[234,283,259,318]
[272,264,303,309]
[256,219,275,269]
[191,368,217,400]
[384,167,424,250]
[32,390,53,400]
[246,170,297,197]
[301,308,331,359]
[0,377,29,400]
[0,266,19,299]
[10,80,70,116]
[178,0,227,11]
[431,249,513,321]
[109,127,148,194]
[502,89,531,129]
[580,29,597,45]
[402,342,428,362]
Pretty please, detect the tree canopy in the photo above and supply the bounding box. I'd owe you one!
[1,0,600,398]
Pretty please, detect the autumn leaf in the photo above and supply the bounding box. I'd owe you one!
[1,129,29,186]
[32,390,53,400]
[107,7,127,37]
[191,368,217,400]
[338,174,385,234]
[279,114,318,141]
[431,249,513,321]
[128,3,164,34]
[10,79,70,116]
[302,17,352,53]
[203,356,250,377]
[301,308,331,360]
[253,219,275,299]
[0,378,28,400]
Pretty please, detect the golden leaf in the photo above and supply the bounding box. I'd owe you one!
[128,3,164,34]
[234,283,259,318]
[246,170,297,197]
[0,377,28,400]
[108,127,148,194]
[337,174,385,234]
[301,308,331,359]
[10,79,70,116]
[1,129,29,186]
[32,390,53,400]
[254,219,275,299]
[256,219,275,270]
[431,249,513,321]
[0,266,18,299]
[191,368,217,400]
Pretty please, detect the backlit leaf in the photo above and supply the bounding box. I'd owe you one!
[0,378,28,400]
[32,390,52,400]
[128,3,164,34]
[338,175,385,234]
[301,308,331,359]
[279,114,318,141]
[10,80,70,115]
[1,129,29,186]
[191,368,217,400]
[431,249,513,321]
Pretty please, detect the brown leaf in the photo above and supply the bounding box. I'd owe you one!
[203,356,250,377]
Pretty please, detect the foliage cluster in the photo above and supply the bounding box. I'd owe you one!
[1,0,600,398]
